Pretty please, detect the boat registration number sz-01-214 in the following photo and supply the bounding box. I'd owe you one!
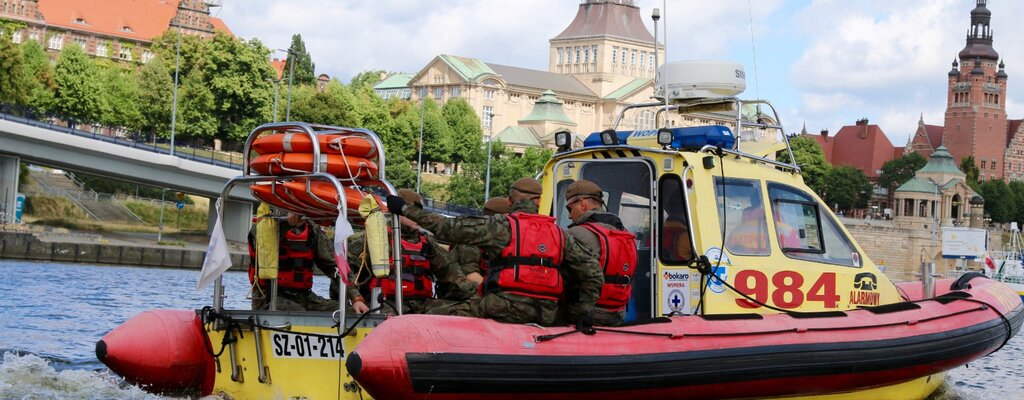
[271,332,344,359]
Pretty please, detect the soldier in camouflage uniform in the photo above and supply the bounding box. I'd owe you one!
[448,197,512,288]
[249,213,368,313]
[563,180,638,326]
[387,178,603,327]
[347,189,473,314]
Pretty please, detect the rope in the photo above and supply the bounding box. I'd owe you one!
[535,326,678,343]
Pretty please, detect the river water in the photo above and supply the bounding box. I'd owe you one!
[0,259,1021,399]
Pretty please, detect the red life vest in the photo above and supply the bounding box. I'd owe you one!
[370,233,434,299]
[485,213,564,302]
[581,223,638,311]
[247,224,316,290]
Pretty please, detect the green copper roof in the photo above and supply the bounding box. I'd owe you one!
[438,55,497,82]
[895,177,940,194]
[519,90,575,125]
[373,73,414,90]
[604,77,652,100]
[496,126,540,146]
[942,177,964,190]
[918,146,964,175]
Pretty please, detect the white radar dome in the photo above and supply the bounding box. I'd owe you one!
[654,60,746,101]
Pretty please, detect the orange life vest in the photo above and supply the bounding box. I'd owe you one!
[484,213,564,302]
[581,223,638,312]
[370,233,434,299]
[248,224,316,290]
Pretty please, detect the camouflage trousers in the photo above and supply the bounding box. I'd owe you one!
[592,307,625,327]
[427,292,558,326]
[378,297,447,315]
[251,288,339,312]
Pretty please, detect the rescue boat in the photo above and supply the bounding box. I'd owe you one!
[96,62,1022,400]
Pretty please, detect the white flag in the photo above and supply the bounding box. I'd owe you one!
[197,200,233,290]
[334,212,355,285]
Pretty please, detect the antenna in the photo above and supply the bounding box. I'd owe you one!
[746,0,760,100]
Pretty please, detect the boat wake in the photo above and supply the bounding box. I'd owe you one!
[0,352,173,400]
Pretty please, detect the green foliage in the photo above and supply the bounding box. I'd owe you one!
[53,45,102,123]
[286,34,316,86]
[178,70,217,138]
[960,156,980,190]
[137,57,173,135]
[150,30,209,80]
[0,34,31,106]
[420,99,453,164]
[19,40,55,111]
[1009,181,1024,225]
[387,99,421,163]
[442,98,483,172]
[96,64,141,130]
[778,135,830,195]
[350,69,388,89]
[289,81,361,126]
[124,200,208,231]
[0,18,27,36]
[821,166,872,212]
[24,195,88,220]
[352,85,395,140]
[878,152,927,190]
[978,179,1016,223]
[445,140,552,207]
[385,160,417,190]
[18,162,28,190]
[202,33,274,139]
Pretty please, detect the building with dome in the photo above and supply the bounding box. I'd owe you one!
[893,146,980,228]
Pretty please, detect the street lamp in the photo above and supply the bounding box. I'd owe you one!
[169,7,184,156]
[484,109,496,203]
[415,86,425,192]
[276,48,298,122]
[267,78,281,123]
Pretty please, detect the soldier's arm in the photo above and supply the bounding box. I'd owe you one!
[403,207,511,254]
[566,226,601,253]
[562,232,603,320]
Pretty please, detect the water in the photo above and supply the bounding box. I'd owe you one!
[0,260,1021,399]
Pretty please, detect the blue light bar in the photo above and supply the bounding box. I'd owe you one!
[582,125,736,150]
[582,131,632,147]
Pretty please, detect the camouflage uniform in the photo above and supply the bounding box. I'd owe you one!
[250,222,363,312]
[404,201,603,326]
[567,208,629,326]
[346,228,473,314]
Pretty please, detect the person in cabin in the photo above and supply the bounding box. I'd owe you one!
[387,178,602,327]
[561,180,639,327]
[444,197,513,295]
[347,189,471,314]
[248,212,369,313]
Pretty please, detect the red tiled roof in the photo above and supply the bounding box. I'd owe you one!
[1008,119,1023,147]
[270,58,286,80]
[828,123,898,178]
[210,17,232,36]
[804,133,835,163]
[37,0,178,41]
[923,124,943,149]
[552,0,655,43]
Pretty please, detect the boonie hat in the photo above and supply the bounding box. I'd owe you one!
[510,178,542,197]
[483,197,512,215]
[397,189,424,208]
[565,179,603,203]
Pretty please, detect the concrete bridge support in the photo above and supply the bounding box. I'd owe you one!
[210,198,252,244]
[0,155,19,224]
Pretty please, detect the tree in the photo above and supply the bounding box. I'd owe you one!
[96,64,142,130]
[961,156,980,190]
[285,34,316,86]
[52,45,102,124]
[0,34,31,106]
[821,166,872,212]
[137,57,174,136]
[442,98,483,173]
[352,85,396,144]
[202,33,274,139]
[289,81,361,127]
[978,179,1016,223]
[20,40,56,112]
[387,99,420,163]
[177,70,218,138]
[778,135,830,195]
[878,152,927,190]
[419,99,453,168]
[1009,181,1024,225]
[350,69,388,89]
[445,141,552,206]
[150,30,210,81]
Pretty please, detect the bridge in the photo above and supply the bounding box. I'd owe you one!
[0,115,253,241]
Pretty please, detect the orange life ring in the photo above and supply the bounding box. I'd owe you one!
[251,133,378,158]
[250,153,379,179]
[281,181,384,213]
[250,183,335,217]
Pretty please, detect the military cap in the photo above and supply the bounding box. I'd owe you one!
[565,179,603,203]
[396,189,423,208]
[510,177,542,196]
[483,197,512,215]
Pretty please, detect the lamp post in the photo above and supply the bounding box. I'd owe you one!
[169,9,183,156]
[484,109,495,203]
[415,86,425,192]
[652,8,660,126]
[267,78,280,122]
[277,49,297,122]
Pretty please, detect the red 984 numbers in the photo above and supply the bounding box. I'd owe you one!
[734,270,840,309]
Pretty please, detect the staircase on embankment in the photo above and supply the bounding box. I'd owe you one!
[25,168,144,223]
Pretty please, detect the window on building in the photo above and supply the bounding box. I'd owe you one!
[484,88,495,100]
[47,34,63,50]
[96,43,108,57]
[434,87,443,99]
[575,46,581,64]
[583,47,589,64]
[903,199,915,217]
[557,47,563,65]
[992,161,997,170]
[919,200,928,218]
[640,51,646,67]
[12,30,23,43]
[418,87,426,99]
[141,49,154,63]
[119,46,132,61]
[649,53,654,67]
[482,106,493,128]
[630,49,636,66]
[981,160,987,169]
[74,37,87,51]
[621,48,627,65]
[612,47,618,64]
[450,87,460,97]
[28,31,39,41]
[591,45,597,63]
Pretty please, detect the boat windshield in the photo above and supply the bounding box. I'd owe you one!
[716,177,771,256]
[768,183,861,267]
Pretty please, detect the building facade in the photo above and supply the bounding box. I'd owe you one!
[0,0,230,63]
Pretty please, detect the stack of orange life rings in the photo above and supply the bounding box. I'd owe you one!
[248,128,386,223]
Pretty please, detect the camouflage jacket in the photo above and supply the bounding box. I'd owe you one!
[404,201,603,318]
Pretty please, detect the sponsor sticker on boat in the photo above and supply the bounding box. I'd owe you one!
[271,331,344,359]
[661,269,691,315]
[703,247,730,294]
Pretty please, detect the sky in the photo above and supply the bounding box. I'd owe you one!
[213,0,1024,147]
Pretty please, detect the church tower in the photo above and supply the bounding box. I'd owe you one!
[942,0,1008,181]
[548,0,663,97]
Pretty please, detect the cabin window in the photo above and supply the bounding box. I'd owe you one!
[658,175,694,264]
[715,177,770,256]
[768,183,861,267]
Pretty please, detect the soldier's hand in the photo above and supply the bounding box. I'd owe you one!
[386,195,406,216]
[575,311,596,335]
[352,300,370,314]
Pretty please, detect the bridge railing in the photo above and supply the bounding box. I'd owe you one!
[0,104,243,170]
